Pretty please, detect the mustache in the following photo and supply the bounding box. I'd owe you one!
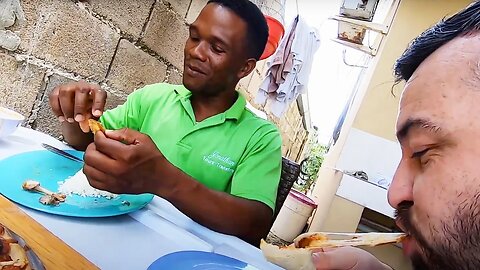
[395,201,435,256]
[394,201,414,233]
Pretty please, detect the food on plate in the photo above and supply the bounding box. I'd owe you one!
[260,232,406,270]
[58,170,118,199]
[22,180,66,206]
[88,119,105,134]
[39,195,60,206]
[0,224,32,270]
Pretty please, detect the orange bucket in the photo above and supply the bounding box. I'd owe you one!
[260,15,285,60]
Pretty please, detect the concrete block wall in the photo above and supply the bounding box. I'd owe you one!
[1,0,195,140]
[1,0,307,160]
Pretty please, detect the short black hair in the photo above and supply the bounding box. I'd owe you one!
[394,1,480,84]
[207,0,269,60]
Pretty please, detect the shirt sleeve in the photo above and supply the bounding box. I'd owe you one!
[99,87,147,131]
[230,125,282,211]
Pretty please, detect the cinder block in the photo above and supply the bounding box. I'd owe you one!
[107,39,167,93]
[0,53,45,118]
[33,74,75,138]
[168,0,191,18]
[166,66,183,85]
[186,0,208,24]
[142,1,188,70]
[13,0,120,80]
[89,0,155,38]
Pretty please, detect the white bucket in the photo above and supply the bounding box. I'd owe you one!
[270,189,317,242]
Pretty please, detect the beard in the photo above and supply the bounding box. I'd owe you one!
[395,200,480,270]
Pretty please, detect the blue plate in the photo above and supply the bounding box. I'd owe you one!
[0,150,153,217]
[148,251,260,270]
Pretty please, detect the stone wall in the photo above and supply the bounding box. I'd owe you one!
[0,0,307,161]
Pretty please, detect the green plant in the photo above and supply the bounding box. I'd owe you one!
[295,143,328,193]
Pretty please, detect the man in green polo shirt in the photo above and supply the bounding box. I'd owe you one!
[48,0,281,245]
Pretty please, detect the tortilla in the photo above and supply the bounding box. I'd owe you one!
[260,240,315,270]
[294,232,406,248]
[261,232,405,269]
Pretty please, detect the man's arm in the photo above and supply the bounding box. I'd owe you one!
[83,129,276,246]
[159,167,273,245]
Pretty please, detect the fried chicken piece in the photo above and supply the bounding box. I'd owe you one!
[88,119,106,134]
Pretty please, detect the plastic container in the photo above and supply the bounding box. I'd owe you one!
[260,15,285,60]
[270,189,317,242]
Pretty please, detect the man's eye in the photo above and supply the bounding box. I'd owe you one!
[411,148,432,166]
[410,148,429,159]
[212,45,225,53]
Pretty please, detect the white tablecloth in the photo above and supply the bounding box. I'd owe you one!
[0,127,282,270]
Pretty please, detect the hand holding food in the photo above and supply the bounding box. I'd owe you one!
[261,232,404,270]
[83,128,174,195]
[48,81,107,133]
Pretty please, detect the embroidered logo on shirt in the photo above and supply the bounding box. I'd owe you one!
[203,151,236,173]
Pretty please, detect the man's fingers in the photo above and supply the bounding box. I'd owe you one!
[79,120,90,133]
[49,86,64,121]
[73,86,91,122]
[84,142,122,174]
[83,164,120,194]
[91,87,107,117]
[58,86,76,123]
[104,128,140,145]
[312,247,357,270]
[93,130,132,160]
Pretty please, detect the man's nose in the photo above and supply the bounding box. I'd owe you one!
[388,159,414,209]
[190,41,208,62]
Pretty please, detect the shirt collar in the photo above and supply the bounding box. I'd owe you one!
[174,85,246,121]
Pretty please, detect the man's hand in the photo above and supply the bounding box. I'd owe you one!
[49,81,107,150]
[83,128,176,195]
[312,247,392,270]
[84,128,272,245]
[49,81,107,132]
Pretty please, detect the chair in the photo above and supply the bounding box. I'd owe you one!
[273,157,301,219]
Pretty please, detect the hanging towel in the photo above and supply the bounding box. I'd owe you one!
[256,16,320,118]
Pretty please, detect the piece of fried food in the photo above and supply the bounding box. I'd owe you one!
[88,119,106,134]
[0,224,32,270]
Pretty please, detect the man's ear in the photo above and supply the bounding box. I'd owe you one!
[237,58,257,80]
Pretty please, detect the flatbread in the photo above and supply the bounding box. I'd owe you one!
[0,225,31,270]
[88,119,106,134]
[261,232,405,270]
[260,240,315,270]
[294,232,406,248]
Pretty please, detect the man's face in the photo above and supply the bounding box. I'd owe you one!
[183,3,251,96]
[389,35,480,270]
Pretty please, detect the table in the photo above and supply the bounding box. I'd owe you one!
[0,127,282,270]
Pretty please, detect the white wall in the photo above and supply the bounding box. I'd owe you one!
[335,127,401,217]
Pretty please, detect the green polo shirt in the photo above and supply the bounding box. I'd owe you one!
[99,83,282,210]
